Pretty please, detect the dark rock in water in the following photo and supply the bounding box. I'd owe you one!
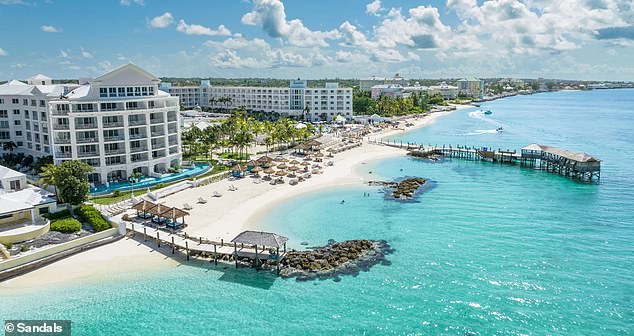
[276,239,393,282]
[300,242,309,246]
[369,177,435,202]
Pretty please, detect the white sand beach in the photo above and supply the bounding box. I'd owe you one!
[0,107,469,290]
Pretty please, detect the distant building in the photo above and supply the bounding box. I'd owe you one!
[370,82,458,100]
[457,77,484,98]
[0,166,57,245]
[359,74,409,91]
[165,80,353,122]
[428,83,459,100]
[370,84,404,99]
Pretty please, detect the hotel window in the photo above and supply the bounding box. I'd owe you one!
[44,146,49,153]
[12,99,19,104]
[32,110,38,120]
[134,87,141,96]
[35,144,41,151]
[118,87,126,97]
[126,102,138,109]
[15,130,22,136]
[13,109,20,115]
[141,87,148,96]
[148,101,155,108]
[31,99,36,106]
[0,99,3,104]
[25,121,30,129]
[0,110,6,118]
[40,100,45,107]
[17,141,23,146]
[126,87,134,97]
[109,87,117,97]
[23,99,28,105]
[14,120,21,126]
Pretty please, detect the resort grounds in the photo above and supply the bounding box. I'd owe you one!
[0,106,469,291]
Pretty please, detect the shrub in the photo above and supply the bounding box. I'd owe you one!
[112,190,122,198]
[3,243,13,250]
[50,217,82,233]
[76,205,111,232]
[20,245,29,252]
[43,209,71,220]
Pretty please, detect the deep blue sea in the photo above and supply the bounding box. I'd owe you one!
[1,89,633,335]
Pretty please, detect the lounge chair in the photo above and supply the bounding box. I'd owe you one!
[183,203,193,210]
[213,191,223,197]
[228,184,238,191]
[197,197,208,204]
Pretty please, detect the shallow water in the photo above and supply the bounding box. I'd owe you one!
[1,89,632,335]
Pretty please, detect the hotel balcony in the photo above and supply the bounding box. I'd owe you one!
[151,129,165,137]
[54,152,72,158]
[150,117,165,125]
[128,119,146,126]
[104,148,126,156]
[129,133,147,140]
[130,145,148,153]
[75,123,98,130]
[131,154,149,163]
[76,137,98,144]
[106,158,126,166]
[104,135,125,142]
[53,138,71,144]
[78,151,99,158]
[102,121,124,128]
[53,124,70,130]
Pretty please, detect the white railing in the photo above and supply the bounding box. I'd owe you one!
[0,228,119,272]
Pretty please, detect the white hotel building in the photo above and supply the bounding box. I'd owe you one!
[0,64,182,185]
[163,80,353,122]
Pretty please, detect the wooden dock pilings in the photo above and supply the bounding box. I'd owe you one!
[125,223,288,272]
[369,139,601,182]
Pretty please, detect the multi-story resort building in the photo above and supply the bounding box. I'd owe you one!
[457,77,485,98]
[370,82,459,100]
[164,80,353,121]
[0,64,182,185]
[359,74,409,91]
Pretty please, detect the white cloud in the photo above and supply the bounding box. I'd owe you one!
[149,12,173,29]
[209,49,263,69]
[366,0,383,16]
[11,63,27,68]
[120,0,143,5]
[80,48,93,59]
[41,25,60,33]
[176,20,234,36]
[0,48,7,56]
[242,0,339,47]
[59,49,69,58]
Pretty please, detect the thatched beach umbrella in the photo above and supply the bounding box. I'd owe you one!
[277,163,287,169]
[300,161,310,166]
[314,152,324,157]
[132,200,157,217]
[303,156,312,161]
[279,157,289,162]
[264,168,275,174]
[275,170,287,176]
[288,165,300,171]
[290,159,300,165]
[160,207,190,225]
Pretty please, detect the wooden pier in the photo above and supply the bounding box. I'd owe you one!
[372,139,601,182]
[126,223,288,272]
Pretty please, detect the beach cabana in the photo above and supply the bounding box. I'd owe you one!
[231,164,247,177]
[307,139,322,151]
[160,207,189,229]
[146,203,170,225]
[246,160,256,172]
[132,200,157,219]
[231,230,289,270]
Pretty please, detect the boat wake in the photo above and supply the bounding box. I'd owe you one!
[461,129,499,136]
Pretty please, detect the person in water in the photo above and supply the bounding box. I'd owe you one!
[341,200,345,204]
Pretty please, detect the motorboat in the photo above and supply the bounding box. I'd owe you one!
[484,110,493,115]
[496,127,503,132]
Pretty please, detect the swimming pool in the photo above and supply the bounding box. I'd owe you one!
[89,164,211,196]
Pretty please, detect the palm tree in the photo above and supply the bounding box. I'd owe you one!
[2,141,17,153]
[38,163,59,202]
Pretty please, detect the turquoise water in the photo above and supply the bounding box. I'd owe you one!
[89,164,211,195]
[2,90,633,335]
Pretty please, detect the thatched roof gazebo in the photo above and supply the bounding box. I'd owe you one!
[232,230,288,249]
[160,207,189,228]
[132,200,157,218]
[256,155,273,167]
[146,203,171,224]
[231,164,247,177]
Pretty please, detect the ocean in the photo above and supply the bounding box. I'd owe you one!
[1,89,632,335]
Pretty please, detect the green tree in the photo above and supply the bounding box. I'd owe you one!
[38,163,59,202]
[55,161,93,206]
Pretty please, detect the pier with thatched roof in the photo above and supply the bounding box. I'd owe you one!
[389,140,601,182]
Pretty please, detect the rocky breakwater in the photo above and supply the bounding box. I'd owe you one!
[278,240,393,282]
[369,177,427,200]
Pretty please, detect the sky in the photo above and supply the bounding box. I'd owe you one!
[0,0,633,81]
